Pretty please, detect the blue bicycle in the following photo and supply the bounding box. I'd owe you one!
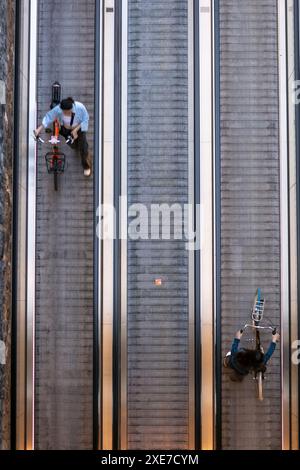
[242,288,276,401]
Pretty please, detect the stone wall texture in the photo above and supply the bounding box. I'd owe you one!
[0,0,14,450]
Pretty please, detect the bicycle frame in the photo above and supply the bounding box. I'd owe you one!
[33,83,67,191]
[223,288,277,400]
[242,289,276,400]
[45,118,66,191]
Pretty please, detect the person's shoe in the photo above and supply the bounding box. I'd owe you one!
[84,168,91,177]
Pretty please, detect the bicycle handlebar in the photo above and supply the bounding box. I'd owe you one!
[242,324,277,334]
[66,135,74,145]
[33,131,45,144]
[33,130,74,146]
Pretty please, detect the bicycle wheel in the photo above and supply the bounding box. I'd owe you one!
[256,371,263,401]
[54,172,58,191]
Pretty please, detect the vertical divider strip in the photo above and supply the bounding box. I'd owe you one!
[199,0,215,450]
[26,0,38,450]
[102,0,115,450]
[188,0,196,451]
[120,0,128,452]
[94,0,104,450]
[113,0,122,450]
[278,0,291,450]
[213,0,222,450]
[293,0,300,450]
[193,0,201,449]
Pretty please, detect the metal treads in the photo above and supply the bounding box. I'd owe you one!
[35,0,95,449]
[217,0,281,450]
[127,0,190,450]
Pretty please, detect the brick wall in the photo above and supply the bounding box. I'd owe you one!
[0,0,14,450]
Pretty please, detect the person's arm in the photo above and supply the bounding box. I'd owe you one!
[231,330,243,354]
[77,103,89,132]
[71,104,89,139]
[35,105,60,135]
[71,123,82,140]
[263,333,280,365]
[80,115,89,132]
[34,124,44,137]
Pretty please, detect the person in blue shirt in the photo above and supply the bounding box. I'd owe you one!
[223,329,280,382]
[35,97,92,177]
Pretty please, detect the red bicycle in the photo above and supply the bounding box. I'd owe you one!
[33,82,67,191]
[44,118,66,191]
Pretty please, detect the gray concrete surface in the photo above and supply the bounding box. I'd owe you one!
[219,0,281,450]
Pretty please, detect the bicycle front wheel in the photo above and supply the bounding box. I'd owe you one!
[256,371,263,401]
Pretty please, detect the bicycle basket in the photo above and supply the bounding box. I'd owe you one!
[45,152,66,174]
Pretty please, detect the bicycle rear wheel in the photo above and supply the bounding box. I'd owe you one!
[255,325,264,400]
[54,172,58,191]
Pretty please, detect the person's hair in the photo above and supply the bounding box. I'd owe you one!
[236,349,264,370]
[60,97,74,110]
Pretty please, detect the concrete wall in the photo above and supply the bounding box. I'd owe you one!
[0,0,14,451]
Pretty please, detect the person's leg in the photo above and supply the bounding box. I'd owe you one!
[59,125,69,139]
[77,130,91,171]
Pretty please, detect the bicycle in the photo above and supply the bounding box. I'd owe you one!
[242,288,277,401]
[33,82,69,191]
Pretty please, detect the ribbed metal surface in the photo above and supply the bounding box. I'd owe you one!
[34,0,94,449]
[127,0,190,450]
[218,0,281,450]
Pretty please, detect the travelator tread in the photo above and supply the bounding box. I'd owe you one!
[34,0,95,450]
[219,0,281,450]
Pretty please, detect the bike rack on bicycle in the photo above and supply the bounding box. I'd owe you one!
[244,288,276,335]
[252,297,265,324]
[45,152,66,174]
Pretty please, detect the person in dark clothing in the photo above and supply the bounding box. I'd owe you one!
[223,329,280,382]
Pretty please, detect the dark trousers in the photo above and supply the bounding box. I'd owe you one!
[59,126,91,170]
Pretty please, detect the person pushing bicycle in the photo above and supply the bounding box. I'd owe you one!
[224,329,280,382]
[35,97,92,177]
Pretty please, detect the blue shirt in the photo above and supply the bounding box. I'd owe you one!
[42,101,89,132]
[230,338,276,376]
